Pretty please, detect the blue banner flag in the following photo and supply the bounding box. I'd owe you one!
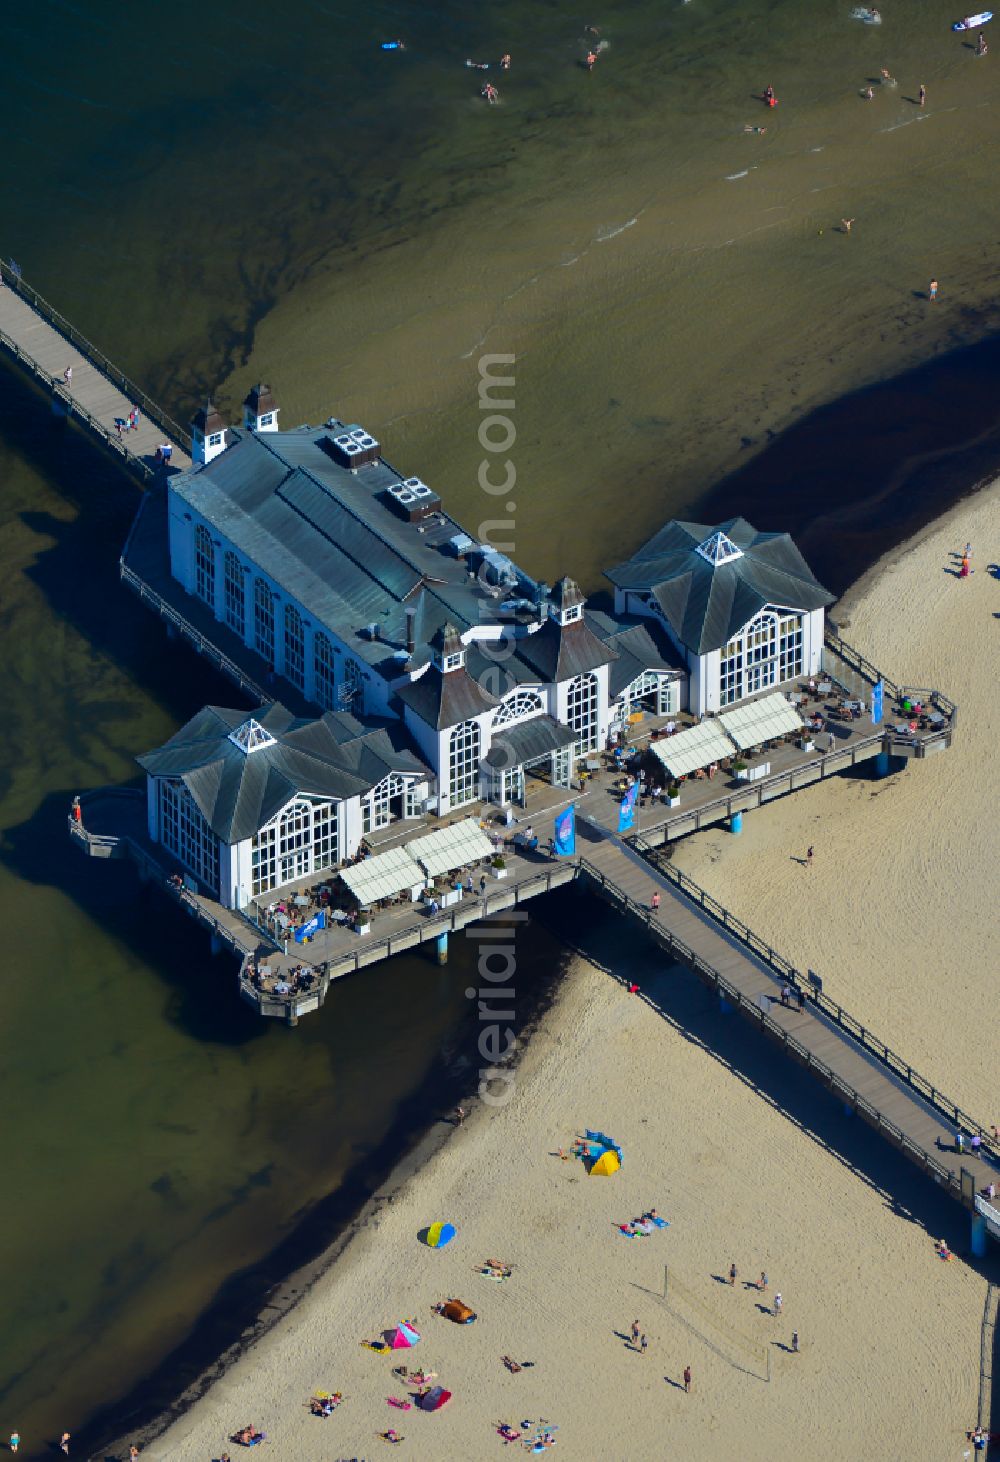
[294,909,327,943]
[553,804,576,857]
[871,679,884,726]
[618,781,639,834]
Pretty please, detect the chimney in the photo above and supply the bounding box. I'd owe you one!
[404,604,417,655]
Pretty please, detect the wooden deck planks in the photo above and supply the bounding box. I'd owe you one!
[0,282,190,471]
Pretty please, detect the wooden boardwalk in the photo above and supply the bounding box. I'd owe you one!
[0,264,190,478]
[577,825,999,1215]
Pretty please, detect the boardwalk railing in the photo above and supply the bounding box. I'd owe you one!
[627,840,998,1163]
[577,853,966,1197]
[823,629,958,725]
[68,790,258,958]
[0,258,191,453]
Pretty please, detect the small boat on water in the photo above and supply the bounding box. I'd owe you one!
[953,11,993,29]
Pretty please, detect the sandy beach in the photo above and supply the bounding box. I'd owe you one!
[142,486,998,1460]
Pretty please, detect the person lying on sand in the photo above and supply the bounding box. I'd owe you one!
[380,1428,404,1443]
[232,1426,265,1447]
[503,1355,523,1373]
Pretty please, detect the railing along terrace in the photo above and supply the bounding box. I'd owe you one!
[0,258,191,452]
[626,843,995,1163]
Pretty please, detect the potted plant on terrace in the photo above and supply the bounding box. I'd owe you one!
[492,853,508,880]
[666,782,681,808]
[731,759,749,781]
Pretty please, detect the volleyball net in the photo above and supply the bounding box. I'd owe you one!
[656,1265,771,1382]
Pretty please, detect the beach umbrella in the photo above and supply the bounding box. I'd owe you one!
[423,1221,457,1249]
[590,1148,620,1177]
[387,1321,421,1349]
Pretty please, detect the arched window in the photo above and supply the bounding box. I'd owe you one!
[223,551,245,636]
[493,689,545,728]
[251,796,340,897]
[194,523,215,608]
[284,603,305,689]
[566,672,598,754]
[448,720,481,807]
[362,772,407,834]
[719,608,796,706]
[314,633,336,711]
[253,579,274,663]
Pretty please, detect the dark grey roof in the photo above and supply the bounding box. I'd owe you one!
[605,517,834,656]
[485,714,577,768]
[137,702,428,845]
[588,613,684,698]
[168,425,501,675]
[551,576,585,611]
[514,615,616,684]
[191,401,225,434]
[396,663,499,731]
[243,383,277,415]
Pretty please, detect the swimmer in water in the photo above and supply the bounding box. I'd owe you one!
[743,124,768,134]
[880,66,895,85]
[482,82,499,103]
[977,32,988,55]
[585,50,598,70]
[863,85,874,99]
[585,24,601,36]
[841,217,855,234]
[466,58,490,69]
[870,7,880,21]
[500,53,511,69]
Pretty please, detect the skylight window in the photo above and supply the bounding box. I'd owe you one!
[228,718,277,753]
[696,531,743,566]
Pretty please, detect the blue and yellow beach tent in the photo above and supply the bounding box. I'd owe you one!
[424,1221,457,1248]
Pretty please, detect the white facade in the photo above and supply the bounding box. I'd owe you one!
[613,587,823,718]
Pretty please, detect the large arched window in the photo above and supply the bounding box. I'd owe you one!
[194,523,215,608]
[284,603,305,689]
[719,608,799,706]
[493,689,544,728]
[448,720,481,807]
[314,633,336,711]
[251,796,340,897]
[362,772,407,834]
[253,579,274,663]
[566,673,598,754]
[223,551,245,637]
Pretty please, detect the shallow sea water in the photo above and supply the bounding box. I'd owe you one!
[1,0,1000,1451]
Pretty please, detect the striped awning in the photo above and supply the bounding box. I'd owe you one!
[408,818,495,879]
[649,721,733,778]
[339,845,424,907]
[719,692,803,750]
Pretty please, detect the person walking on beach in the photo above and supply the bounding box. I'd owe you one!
[640,1333,649,1356]
[454,1105,465,1126]
[841,218,855,234]
[791,1331,800,1353]
[683,1364,692,1393]
[929,277,938,301]
[59,1434,71,1456]
[631,1319,641,1345]
[759,1270,768,1292]
[918,83,926,107]
[806,845,814,868]
[729,1261,738,1286]
[129,1448,139,1461]
[773,1292,783,1316]
[9,1434,19,1454]
[977,31,988,56]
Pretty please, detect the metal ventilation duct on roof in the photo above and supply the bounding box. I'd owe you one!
[384,476,441,522]
[328,425,380,469]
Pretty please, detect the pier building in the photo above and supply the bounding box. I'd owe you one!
[607,518,835,716]
[137,702,428,910]
[127,393,686,817]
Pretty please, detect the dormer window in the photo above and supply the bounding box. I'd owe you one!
[444,651,464,671]
[563,604,583,624]
[208,431,224,447]
[260,413,273,427]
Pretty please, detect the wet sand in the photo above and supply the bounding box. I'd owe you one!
[141,495,997,1460]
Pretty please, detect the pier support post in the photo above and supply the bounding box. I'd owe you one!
[729,811,743,835]
[873,750,891,779]
[971,1213,988,1258]
[436,931,449,966]
[718,992,731,1014]
[842,1102,854,1118]
[210,932,222,957]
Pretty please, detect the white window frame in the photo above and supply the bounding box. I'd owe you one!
[194,523,215,608]
[254,578,275,664]
[208,431,224,447]
[493,688,545,728]
[362,773,407,834]
[448,720,481,807]
[223,550,245,636]
[158,778,219,891]
[566,672,599,755]
[284,603,305,689]
[251,796,341,899]
[314,632,337,711]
